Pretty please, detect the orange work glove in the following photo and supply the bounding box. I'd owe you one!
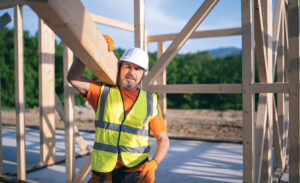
[137,160,158,183]
[103,35,114,52]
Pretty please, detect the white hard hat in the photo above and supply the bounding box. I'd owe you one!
[120,48,149,70]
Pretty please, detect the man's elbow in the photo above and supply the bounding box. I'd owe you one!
[67,72,75,86]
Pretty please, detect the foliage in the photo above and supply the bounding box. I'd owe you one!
[1,28,247,110]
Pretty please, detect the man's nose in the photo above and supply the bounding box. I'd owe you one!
[128,67,135,74]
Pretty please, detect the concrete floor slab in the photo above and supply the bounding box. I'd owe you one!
[1,126,245,182]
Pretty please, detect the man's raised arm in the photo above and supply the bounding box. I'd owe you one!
[67,58,90,96]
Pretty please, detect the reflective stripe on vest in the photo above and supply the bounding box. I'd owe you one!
[92,85,158,173]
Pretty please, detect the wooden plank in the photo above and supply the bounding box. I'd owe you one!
[90,13,134,32]
[241,0,255,182]
[272,0,284,76]
[254,0,268,83]
[282,93,289,159]
[143,83,291,94]
[26,0,119,85]
[143,0,219,85]
[38,18,56,165]
[147,27,241,42]
[14,5,26,180]
[63,45,75,182]
[72,155,91,183]
[142,84,242,94]
[251,83,289,93]
[0,0,25,10]
[134,0,145,49]
[288,0,300,181]
[54,93,89,153]
[254,94,268,182]
[283,6,289,83]
[0,12,12,29]
[273,101,284,169]
[276,11,286,170]
[156,41,167,123]
[260,0,273,182]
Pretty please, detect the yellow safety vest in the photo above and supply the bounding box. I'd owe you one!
[92,84,158,173]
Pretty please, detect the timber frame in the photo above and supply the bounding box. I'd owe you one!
[0,0,299,182]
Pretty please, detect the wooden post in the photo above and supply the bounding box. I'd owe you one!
[288,0,300,181]
[38,18,56,165]
[134,0,145,50]
[261,0,273,182]
[276,10,286,168]
[157,41,167,123]
[241,0,255,182]
[14,4,26,180]
[63,45,75,182]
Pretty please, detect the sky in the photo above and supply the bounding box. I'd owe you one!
[0,0,243,53]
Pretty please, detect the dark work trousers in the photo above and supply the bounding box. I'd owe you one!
[90,168,140,183]
[112,167,140,183]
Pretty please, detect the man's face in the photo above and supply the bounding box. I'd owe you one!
[119,61,145,91]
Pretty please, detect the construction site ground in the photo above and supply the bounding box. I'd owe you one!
[0,106,289,182]
[1,105,243,141]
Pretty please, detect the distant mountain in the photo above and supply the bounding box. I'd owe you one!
[208,47,241,58]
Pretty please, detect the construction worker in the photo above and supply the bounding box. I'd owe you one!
[67,35,169,183]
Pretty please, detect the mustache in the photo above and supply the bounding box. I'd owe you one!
[125,74,136,80]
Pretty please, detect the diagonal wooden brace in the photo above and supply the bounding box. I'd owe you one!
[55,93,89,153]
[143,0,219,85]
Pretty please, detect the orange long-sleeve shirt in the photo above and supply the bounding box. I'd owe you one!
[82,80,167,170]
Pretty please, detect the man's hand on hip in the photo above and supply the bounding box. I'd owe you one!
[137,160,158,183]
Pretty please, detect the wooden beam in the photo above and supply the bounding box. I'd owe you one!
[38,18,56,165]
[156,41,167,122]
[26,0,119,85]
[283,6,289,82]
[143,84,242,94]
[254,0,268,83]
[288,0,300,181]
[54,93,89,153]
[273,101,284,169]
[260,1,273,182]
[63,45,75,182]
[134,0,145,49]
[147,27,241,42]
[241,0,255,182]
[276,10,287,170]
[254,94,268,182]
[143,83,293,94]
[0,12,12,29]
[251,83,289,93]
[72,155,91,183]
[89,13,134,32]
[143,0,219,85]
[14,4,26,180]
[272,0,284,77]
[0,0,25,10]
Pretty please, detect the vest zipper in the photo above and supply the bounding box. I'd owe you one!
[116,88,141,165]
